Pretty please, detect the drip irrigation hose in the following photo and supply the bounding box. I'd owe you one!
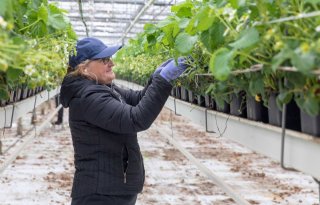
[78,0,89,37]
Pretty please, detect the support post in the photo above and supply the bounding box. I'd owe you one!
[17,117,23,136]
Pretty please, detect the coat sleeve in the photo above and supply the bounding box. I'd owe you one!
[115,77,152,106]
[83,75,172,134]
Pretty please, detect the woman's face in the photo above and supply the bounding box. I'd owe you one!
[86,57,115,84]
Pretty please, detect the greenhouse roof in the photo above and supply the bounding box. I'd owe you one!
[49,0,183,46]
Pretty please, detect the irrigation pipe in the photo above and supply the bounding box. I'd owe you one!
[153,124,251,205]
[194,65,320,77]
[0,104,63,174]
[254,11,320,25]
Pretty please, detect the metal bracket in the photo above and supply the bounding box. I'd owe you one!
[3,105,15,129]
[47,90,50,101]
[31,95,38,125]
[173,98,181,116]
[280,103,297,171]
[205,108,215,133]
[313,177,320,204]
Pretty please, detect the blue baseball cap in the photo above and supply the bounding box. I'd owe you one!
[69,37,122,69]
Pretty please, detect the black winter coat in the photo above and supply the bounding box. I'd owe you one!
[60,74,172,198]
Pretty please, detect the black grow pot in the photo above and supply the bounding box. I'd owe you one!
[216,101,230,114]
[246,95,268,123]
[230,93,246,117]
[170,87,176,97]
[180,87,188,101]
[15,88,22,102]
[0,100,6,107]
[268,93,301,131]
[175,87,181,99]
[196,94,205,107]
[188,90,197,104]
[300,111,320,137]
[204,95,215,109]
[27,88,34,97]
[8,91,15,104]
[21,88,28,99]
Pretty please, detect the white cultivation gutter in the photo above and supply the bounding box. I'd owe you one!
[115,79,320,179]
[0,87,60,129]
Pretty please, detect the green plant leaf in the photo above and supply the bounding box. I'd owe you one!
[6,67,24,82]
[144,23,157,34]
[30,21,47,37]
[194,6,215,31]
[157,18,174,28]
[162,22,180,47]
[0,85,9,100]
[200,21,225,53]
[209,48,234,81]
[302,95,320,116]
[146,34,156,45]
[271,47,294,71]
[38,4,48,23]
[291,52,315,73]
[179,18,190,29]
[277,92,293,105]
[28,0,45,10]
[230,0,246,8]
[0,0,13,20]
[174,32,197,54]
[304,0,320,4]
[171,2,193,18]
[48,4,67,30]
[229,28,259,49]
[248,74,264,96]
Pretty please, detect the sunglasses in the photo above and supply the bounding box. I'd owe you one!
[98,57,112,65]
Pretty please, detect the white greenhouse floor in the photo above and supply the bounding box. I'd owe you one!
[0,103,319,205]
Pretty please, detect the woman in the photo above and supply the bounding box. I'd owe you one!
[60,37,188,205]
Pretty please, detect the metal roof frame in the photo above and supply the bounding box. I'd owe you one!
[50,0,181,45]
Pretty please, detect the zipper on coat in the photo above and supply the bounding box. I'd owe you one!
[122,145,129,184]
[123,160,129,183]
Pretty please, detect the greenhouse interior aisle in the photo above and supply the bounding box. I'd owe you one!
[0,103,318,205]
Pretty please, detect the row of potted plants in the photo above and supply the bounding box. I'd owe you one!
[0,0,76,101]
[114,0,320,137]
[170,85,319,136]
[0,86,45,107]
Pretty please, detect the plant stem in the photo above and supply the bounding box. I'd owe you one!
[237,51,270,65]
[18,19,41,32]
[0,52,14,61]
[0,43,22,49]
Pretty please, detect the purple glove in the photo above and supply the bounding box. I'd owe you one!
[153,58,173,76]
[160,57,188,82]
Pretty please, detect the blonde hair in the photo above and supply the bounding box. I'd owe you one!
[69,60,98,83]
